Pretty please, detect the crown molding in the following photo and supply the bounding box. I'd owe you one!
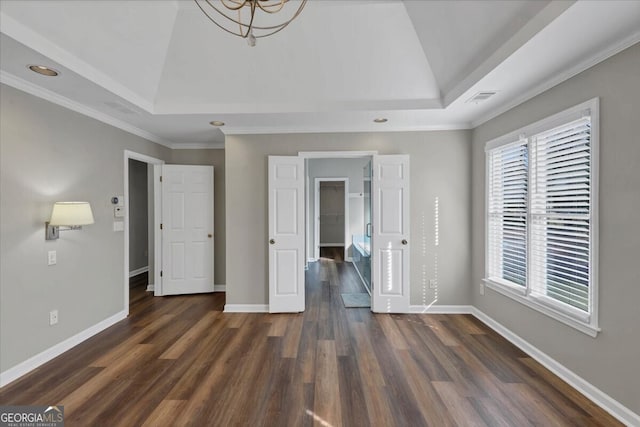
[0,70,176,148]
[171,141,225,149]
[152,97,443,115]
[224,123,471,136]
[471,32,640,129]
[442,0,575,108]
[0,11,154,113]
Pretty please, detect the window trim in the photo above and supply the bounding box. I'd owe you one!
[484,98,600,337]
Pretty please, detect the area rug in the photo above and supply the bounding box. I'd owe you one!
[341,293,371,308]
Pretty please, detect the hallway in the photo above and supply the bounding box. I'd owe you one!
[0,259,619,426]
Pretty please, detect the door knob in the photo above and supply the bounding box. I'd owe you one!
[401,239,408,245]
[269,239,276,245]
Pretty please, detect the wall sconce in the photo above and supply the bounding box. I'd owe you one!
[45,202,95,240]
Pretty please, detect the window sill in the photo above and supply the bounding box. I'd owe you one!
[482,278,600,337]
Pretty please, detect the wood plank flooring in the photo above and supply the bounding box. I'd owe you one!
[0,259,621,426]
[320,246,345,262]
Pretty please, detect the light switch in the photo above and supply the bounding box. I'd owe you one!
[113,221,124,232]
[48,250,57,266]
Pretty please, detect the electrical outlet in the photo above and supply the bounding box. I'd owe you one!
[429,279,437,289]
[49,310,58,326]
[48,251,57,266]
[479,282,485,296]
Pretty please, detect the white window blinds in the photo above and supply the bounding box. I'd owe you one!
[487,140,528,287]
[530,117,592,312]
[485,99,598,334]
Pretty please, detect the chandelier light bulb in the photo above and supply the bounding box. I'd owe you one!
[247,30,257,47]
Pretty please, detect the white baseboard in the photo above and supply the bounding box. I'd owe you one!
[410,305,474,314]
[129,266,149,277]
[223,304,269,313]
[0,310,127,387]
[308,258,318,263]
[146,284,155,292]
[214,284,226,292]
[470,307,640,426]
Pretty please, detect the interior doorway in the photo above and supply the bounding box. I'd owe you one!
[307,157,372,304]
[269,152,410,314]
[128,159,151,305]
[315,178,348,262]
[123,150,163,315]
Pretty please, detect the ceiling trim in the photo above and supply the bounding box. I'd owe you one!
[153,98,443,115]
[0,11,154,112]
[224,123,471,136]
[0,70,176,148]
[171,142,225,149]
[471,32,640,128]
[442,0,575,107]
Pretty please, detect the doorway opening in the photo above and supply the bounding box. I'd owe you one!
[315,178,347,262]
[269,151,409,314]
[306,156,372,305]
[128,159,151,305]
[123,150,163,315]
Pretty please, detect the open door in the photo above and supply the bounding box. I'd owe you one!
[160,165,214,295]
[268,156,305,313]
[371,155,410,313]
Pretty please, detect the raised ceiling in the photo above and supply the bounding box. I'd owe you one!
[1,0,639,148]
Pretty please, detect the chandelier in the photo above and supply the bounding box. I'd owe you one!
[193,0,307,46]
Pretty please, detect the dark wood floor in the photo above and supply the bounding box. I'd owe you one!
[320,246,345,262]
[0,259,621,426]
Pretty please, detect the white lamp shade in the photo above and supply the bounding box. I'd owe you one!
[49,202,94,226]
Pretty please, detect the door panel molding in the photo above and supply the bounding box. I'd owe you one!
[372,154,410,313]
[269,156,305,313]
[160,165,214,296]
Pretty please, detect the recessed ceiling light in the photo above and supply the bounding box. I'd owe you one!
[28,65,59,77]
[373,118,388,123]
[209,121,225,127]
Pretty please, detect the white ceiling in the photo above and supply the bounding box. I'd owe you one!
[1,0,639,148]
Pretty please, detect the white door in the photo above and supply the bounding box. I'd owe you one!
[268,156,305,312]
[371,155,410,313]
[161,165,214,296]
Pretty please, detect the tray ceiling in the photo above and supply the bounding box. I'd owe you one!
[1,0,638,147]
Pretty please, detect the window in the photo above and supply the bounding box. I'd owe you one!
[485,99,599,336]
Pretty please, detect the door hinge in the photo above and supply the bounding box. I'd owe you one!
[160,175,163,182]
[160,270,163,277]
[160,223,163,230]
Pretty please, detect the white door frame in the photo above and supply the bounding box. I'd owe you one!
[269,151,410,313]
[123,150,164,315]
[314,177,349,260]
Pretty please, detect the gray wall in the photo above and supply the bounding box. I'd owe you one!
[318,182,345,245]
[307,157,371,259]
[170,149,226,285]
[128,159,148,273]
[225,131,471,307]
[0,84,171,372]
[471,43,640,413]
